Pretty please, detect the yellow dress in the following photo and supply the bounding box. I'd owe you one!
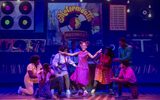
[94,54,113,84]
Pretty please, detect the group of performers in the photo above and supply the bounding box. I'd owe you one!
[17,38,138,99]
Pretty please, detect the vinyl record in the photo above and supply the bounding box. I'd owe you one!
[19,16,32,29]
[1,1,14,14]
[1,16,14,29]
[19,1,32,14]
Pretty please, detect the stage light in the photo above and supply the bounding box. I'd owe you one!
[127,0,130,4]
[148,5,151,9]
[148,13,152,18]
[127,9,130,13]
[107,0,111,2]
[80,0,83,2]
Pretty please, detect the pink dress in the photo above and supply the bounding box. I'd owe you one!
[70,51,89,86]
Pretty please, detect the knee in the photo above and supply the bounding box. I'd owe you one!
[28,88,34,95]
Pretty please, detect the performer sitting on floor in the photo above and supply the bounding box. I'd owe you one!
[34,63,53,99]
[59,41,102,96]
[111,61,138,99]
[18,55,42,95]
[91,47,114,95]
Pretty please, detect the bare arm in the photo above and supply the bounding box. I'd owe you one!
[28,71,37,78]
[67,57,77,67]
[59,51,79,56]
[111,77,128,83]
[88,49,102,59]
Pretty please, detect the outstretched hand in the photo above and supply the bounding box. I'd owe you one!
[59,51,66,55]
[97,49,102,54]
[111,77,119,82]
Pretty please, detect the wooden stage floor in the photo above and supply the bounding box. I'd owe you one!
[0,86,160,100]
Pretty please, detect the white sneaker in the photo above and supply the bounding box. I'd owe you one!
[51,89,54,95]
[82,90,88,96]
[18,86,22,95]
[91,89,95,95]
[66,89,71,98]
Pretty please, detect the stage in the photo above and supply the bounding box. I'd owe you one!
[0,86,160,100]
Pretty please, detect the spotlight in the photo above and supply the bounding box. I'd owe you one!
[80,0,83,2]
[127,9,130,13]
[127,0,130,4]
[148,13,152,18]
[148,5,151,9]
[107,0,111,2]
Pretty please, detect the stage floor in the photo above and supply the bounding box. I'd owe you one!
[0,93,160,100]
[0,86,160,100]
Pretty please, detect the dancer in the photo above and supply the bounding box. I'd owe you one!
[34,63,54,99]
[18,55,42,95]
[51,45,77,96]
[59,41,102,96]
[111,61,138,99]
[114,37,133,64]
[91,47,114,95]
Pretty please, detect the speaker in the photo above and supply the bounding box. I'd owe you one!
[0,1,34,30]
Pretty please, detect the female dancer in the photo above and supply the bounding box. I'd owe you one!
[60,41,102,96]
[91,47,114,95]
[35,63,54,99]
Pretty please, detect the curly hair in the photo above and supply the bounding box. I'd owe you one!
[30,55,40,64]
[59,45,68,52]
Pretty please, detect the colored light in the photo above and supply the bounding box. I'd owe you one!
[5,20,10,25]
[22,20,28,25]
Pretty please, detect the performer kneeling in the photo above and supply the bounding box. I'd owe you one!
[111,61,138,99]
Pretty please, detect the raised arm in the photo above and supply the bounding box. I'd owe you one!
[59,51,79,56]
[88,49,102,59]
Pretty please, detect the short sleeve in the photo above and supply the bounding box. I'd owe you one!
[27,64,33,71]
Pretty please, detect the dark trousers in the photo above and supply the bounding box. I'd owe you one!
[50,76,64,95]
[35,81,52,99]
[118,82,138,99]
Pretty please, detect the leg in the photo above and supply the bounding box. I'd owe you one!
[93,80,98,89]
[108,83,114,95]
[64,74,70,90]
[20,79,34,95]
[91,80,98,95]
[117,82,123,96]
[130,84,138,99]
[57,76,65,95]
